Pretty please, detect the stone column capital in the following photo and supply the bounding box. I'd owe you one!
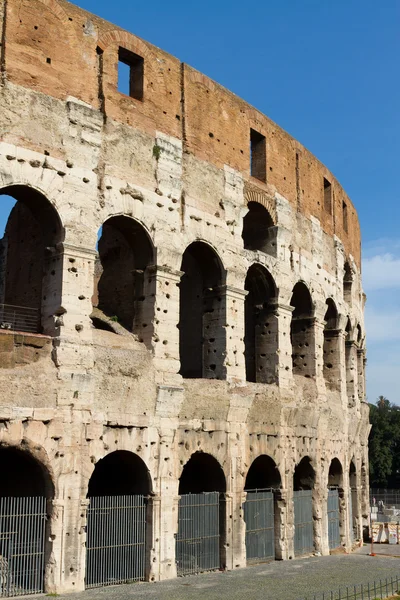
[147,264,183,281]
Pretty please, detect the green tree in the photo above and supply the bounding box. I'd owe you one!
[369,396,400,487]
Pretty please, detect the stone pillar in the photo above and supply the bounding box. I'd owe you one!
[53,244,97,408]
[44,498,65,593]
[224,492,234,570]
[223,285,247,382]
[286,485,295,559]
[232,490,247,569]
[345,341,359,408]
[275,488,289,560]
[313,466,327,555]
[147,494,161,582]
[142,265,182,384]
[275,304,294,388]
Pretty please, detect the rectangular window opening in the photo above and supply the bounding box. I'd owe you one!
[342,201,348,233]
[118,47,144,101]
[250,129,266,182]
[323,177,332,213]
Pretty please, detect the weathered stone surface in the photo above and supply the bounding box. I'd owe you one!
[0,0,368,594]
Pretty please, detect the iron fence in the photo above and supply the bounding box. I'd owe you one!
[176,492,221,576]
[0,304,40,334]
[299,575,400,600]
[294,490,314,556]
[0,496,47,597]
[327,489,340,550]
[85,495,147,589]
[244,489,274,563]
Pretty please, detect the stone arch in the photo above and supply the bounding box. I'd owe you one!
[244,455,283,562]
[88,450,152,497]
[179,241,226,380]
[179,452,226,495]
[343,260,353,304]
[323,298,340,389]
[0,185,64,335]
[293,456,315,491]
[328,457,345,549]
[0,444,54,498]
[92,215,155,337]
[244,264,278,383]
[242,201,276,254]
[290,282,315,377]
[244,189,276,223]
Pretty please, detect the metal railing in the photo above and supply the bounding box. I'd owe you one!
[85,495,147,589]
[176,492,221,576]
[0,497,47,597]
[299,575,400,600]
[0,305,40,334]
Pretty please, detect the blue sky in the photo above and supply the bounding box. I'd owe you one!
[1,0,399,404]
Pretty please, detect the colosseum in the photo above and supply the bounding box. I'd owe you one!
[0,0,369,595]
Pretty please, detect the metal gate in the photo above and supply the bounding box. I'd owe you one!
[293,490,314,556]
[244,489,274,563]
[176,492,220,576]
[0,496,47,597]
[349,490,354,542]
[328,489,340,550]
[85,495,147,588]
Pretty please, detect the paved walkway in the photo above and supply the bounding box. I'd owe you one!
[55,549,400,600]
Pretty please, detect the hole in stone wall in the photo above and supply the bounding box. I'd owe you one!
[93,216,154,335]
[323,177,332,213]
[250,129,266,182]
[290,282,314,377]
[244,264,277,383]
[242,202,275,253]
[118,47,144,100]
[179,242,226,380]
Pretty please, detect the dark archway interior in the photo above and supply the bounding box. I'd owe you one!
[328,458,343,488]
[245,455,281,490]
[179,452,226,494]
[244,264,276,383]
[323,298,339,381]
[290,282,313,376]
[242,202,274,252]
[0,446,53,498]
[88,450,151,497]
[343,261,353,303]
[0,186,63,330]
[95,217,154,331]
[324,299,338,330]
[293,457,315,491]
[179,242,225,379]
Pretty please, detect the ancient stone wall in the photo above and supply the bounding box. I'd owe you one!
[0,0,369,594]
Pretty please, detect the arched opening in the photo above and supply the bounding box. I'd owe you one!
[179,242,226,379]
[290,282,315,377]
[349,460,359,543]
[343,261,353,304]
[327,458,344,550]
[244,455,282,562]
[293,457,315,556]
[356,325,365,402]
[177,452,226,576]
[0,187,64,335]
[242,202,276,254]
[345,318,356,407]
[0,446,54,595]
[323,299,340,389]
[86,451,152,588]
[244,265,277,383]
[93,216,155,337]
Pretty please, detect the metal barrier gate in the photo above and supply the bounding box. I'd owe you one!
[328,489,340,550]
[349,489,354,542]
[244,489,274,563]
[294,490,314,556]
[85,495,147,589]
[0,496,47,597]
[176,492,220,576]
